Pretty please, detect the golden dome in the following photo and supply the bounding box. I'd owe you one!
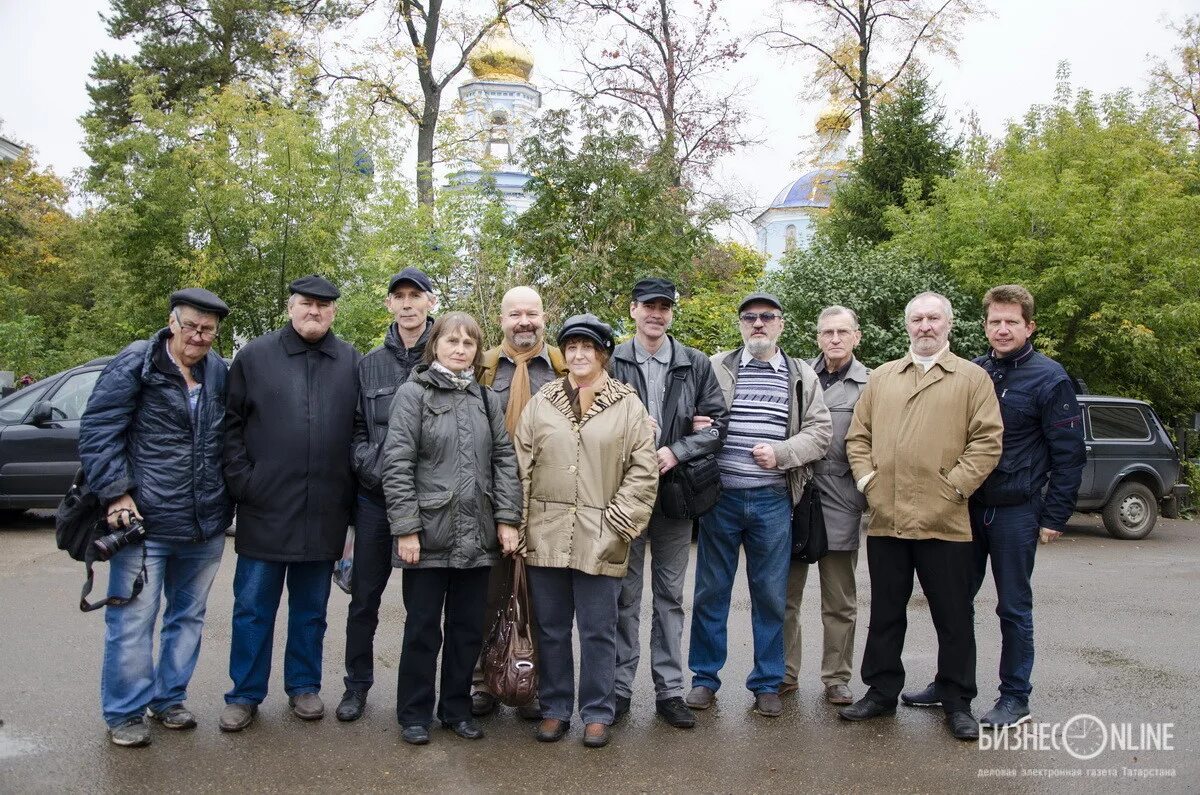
[816,102,852,135]
[468,21,534,83]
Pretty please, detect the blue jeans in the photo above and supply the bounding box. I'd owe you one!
[972,500,1039,702]
[688,485,793,694]
[226,556,334,705]
[101,533,225,727]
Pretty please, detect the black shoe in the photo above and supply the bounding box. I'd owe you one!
[401,724,430,745]
[442,719,484,740]
[656,697,696,728]
[614,695,631,720]
[900,682,940,708]
[582,722,610,748]
[536,718,570,742]
[838,697,896,722]
[946,711,979,741]
[470,690,497,717]
[336,689,367,722]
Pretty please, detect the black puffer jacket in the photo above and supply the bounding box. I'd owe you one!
[351,319,431,497]
[80,328,234,542]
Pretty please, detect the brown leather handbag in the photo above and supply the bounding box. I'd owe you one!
[482,556,538,706]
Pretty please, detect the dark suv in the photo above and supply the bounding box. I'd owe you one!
[1074,394,1187,540]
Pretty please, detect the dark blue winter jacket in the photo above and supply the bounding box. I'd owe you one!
[972,342,1086,532]
[79,328,234,542]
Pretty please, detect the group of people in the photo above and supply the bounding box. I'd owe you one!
[78,268,1086,751]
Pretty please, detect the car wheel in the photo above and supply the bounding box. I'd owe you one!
[0,508,29,525]
[1101,481,1158,540]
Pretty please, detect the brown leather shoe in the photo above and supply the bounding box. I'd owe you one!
[778,682,799,696]
[582,722,610,748]
[825,683,853,705]
[536,718,569,742]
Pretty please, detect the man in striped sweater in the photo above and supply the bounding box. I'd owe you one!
[685,293,832,718]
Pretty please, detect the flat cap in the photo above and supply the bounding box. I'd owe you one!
[170,287,230,319]
[738,292,784,313]
[632,277,677,305]
[557,313,615,353]
[388,267,434,294]
[288,274,340,300]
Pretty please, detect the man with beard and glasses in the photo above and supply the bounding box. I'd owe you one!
[336,267,438,722]
[469,286,567,719]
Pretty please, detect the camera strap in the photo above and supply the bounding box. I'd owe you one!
[79,542,147,613]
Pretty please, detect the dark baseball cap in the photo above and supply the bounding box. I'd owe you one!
[288,274,341,300]
[169,287,230,319]
[557,313,615,352]
[738,292,784,313]
[388,267,434,294]
[632,277,678,305]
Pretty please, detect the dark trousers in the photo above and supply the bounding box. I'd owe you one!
[343,494,394,693]
[396,566,491,727]
[528,566,621,725]
[971,501,1040,702]
[860,535,977,714]
[226,556,334,705]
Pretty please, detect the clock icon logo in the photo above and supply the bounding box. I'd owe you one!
[1062,714,1108,761]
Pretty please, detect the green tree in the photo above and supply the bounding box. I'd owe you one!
[672,241,765,354]
[821,69,957,245]
[886,73,1200,417]
[766,239,985,366]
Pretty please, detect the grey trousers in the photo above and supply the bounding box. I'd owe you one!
[528,565,621,725]
[614,509,693,701]
[783,549,859,687]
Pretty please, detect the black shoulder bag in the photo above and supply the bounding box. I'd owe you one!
[790,368,829,563]
[55,468,147,612]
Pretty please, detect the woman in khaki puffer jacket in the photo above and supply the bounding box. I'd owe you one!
[513,314,658,749]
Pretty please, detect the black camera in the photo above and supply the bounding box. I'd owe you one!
[93,520,147,562]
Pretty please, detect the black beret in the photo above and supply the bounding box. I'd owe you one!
[738,292,784,313]
[632,277,677,304]
[388,267,434,294]
[169,287,230,319]
[288,274,341,300]
[557,313,615,352]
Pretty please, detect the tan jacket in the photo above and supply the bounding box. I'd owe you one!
[846,349,1003,542]
[513,376,659,577]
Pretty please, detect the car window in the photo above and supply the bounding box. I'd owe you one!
[1089,405,1151,440]
[50,370,101,421]
[0,382,53,423]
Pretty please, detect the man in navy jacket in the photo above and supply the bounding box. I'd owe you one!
[79,288,233,747]
[902,284,1085,728]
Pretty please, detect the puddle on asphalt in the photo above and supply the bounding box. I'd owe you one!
[0,731,45,760]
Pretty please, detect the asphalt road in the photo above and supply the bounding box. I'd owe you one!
[1,512,1196,793]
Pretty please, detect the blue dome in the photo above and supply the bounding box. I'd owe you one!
[768,167,848,209]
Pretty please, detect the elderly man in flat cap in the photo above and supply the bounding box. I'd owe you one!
[220,274,361,732]
[80,287,234,747]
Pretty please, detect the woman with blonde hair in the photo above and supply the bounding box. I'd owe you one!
[513,313,658,748]
[381,311,522,745]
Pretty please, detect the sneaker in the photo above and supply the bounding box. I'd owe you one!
[336,689,367,722]
[219,703,258,732]
[147,704,196,730]
[684,685,716,710]
[979,696,1031,728]
[109,717,151,747]
[900,682,940,708]
[753,692,783,718]
[655,696,696,728]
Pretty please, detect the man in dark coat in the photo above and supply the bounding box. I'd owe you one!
[220,274,360,732]
[80,287,233,747]
[336,267,436,722]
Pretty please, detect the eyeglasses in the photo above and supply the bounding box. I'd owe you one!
[740,312,781,325]
[174,319,219,341]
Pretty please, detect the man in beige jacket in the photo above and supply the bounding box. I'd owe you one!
[840,292,1003,742]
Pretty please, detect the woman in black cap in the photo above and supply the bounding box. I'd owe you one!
[511,313,658,748]
[380,312,523,745]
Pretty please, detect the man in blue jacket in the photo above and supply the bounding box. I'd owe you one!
[902,284,1085,728]
[79,288,234,748]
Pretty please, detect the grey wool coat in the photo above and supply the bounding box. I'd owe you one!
[381,364,522,569]
[809,356,871,551]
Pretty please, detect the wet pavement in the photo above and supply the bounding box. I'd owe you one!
[1,511,1196,793]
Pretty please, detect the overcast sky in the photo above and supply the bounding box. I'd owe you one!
[0,0,1192,244]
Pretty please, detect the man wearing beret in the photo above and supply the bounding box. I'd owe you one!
[80,288,234,747]
[220,275,360,732]
[336,267,437,722]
